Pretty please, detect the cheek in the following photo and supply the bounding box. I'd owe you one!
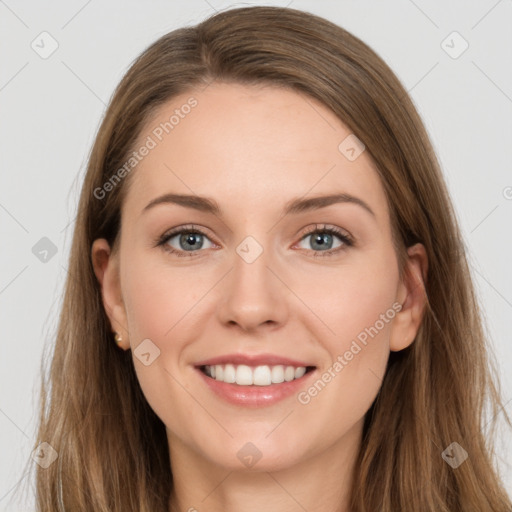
[293,247,399,416]
[293,246,400,351]
[120,256,202,436]
[325,251,399,396]
[121,254,206,342]
[294,260,399,438]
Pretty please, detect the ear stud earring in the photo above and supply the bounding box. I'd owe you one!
[114,332,123,346]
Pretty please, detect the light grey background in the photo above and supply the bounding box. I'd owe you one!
[1,0,511,509]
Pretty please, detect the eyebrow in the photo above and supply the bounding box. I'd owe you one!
[141,192,375,218]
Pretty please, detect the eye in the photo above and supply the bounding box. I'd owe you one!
[295,224,353,257]
[155,223,353,258]
[156,225,215,257]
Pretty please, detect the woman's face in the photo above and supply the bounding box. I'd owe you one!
[93,82,426,473]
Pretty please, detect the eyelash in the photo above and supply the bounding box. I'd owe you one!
[155,224,354,258]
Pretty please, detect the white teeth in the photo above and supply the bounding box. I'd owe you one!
[223,364,236,383]
[203,364,310,386]
[236,365,253,385]
[253,365,271,386]
[295,367,306,379]
[271,365,284,384]
[284,366,295,382]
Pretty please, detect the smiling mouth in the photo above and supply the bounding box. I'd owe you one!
[198,364,316,386]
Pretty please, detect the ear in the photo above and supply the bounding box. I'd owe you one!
[389,243,428,352]
[91,238,130,350]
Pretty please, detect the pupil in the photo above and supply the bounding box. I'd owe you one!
[182,233,202,250]
[313,233,331,250]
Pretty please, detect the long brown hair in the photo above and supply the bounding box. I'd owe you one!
[18,6,511,511]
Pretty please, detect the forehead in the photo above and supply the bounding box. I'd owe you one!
[122,82,389,225]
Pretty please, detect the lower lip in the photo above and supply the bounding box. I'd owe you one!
[195,367,316,407]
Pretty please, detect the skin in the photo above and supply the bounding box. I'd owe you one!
[92,82,427,512]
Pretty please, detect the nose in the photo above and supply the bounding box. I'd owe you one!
[216,243,289,333]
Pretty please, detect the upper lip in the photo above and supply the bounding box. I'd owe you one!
[194,353,315,368]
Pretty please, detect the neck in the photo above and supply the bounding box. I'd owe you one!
[167,419,362,512]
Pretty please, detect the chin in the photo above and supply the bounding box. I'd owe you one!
[199,436,309,473]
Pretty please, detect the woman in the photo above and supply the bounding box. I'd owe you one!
[28,5,511,511]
